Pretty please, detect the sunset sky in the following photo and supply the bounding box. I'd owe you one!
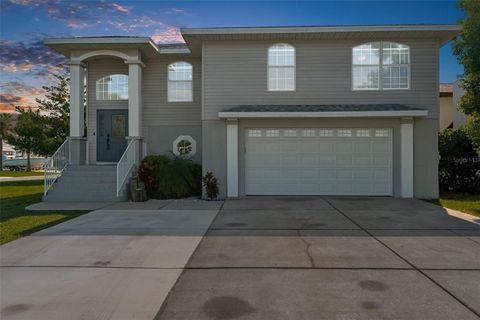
[0,0,465,113]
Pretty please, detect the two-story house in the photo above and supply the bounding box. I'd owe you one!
[43,24,461,202]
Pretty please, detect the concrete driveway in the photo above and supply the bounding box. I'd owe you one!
[0,200,221,320]
[157,197,480,320]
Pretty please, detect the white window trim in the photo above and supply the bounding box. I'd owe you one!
[167,61,193,102]
[352,42,410,91]
[267,43,296,92]
[172,135,196,156]
[95,74,129,100]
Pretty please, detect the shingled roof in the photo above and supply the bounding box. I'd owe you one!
[222,104,426,113]
[218,104,428,118]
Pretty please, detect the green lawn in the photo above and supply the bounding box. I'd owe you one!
[0,170,44,177]
[0,180,86,245]
[426,193,480,218]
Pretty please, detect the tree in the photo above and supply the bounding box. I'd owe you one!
[439,127,480,193]
[453,0,480,119]
[0,113,13,171]
[35,74,71,155]
[5,108,47,171]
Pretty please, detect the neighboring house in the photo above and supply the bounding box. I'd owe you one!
[44,24,461,202]
[439,81,467,130]
[2,141,16,160]
[439,83,454,129]
[452,79,468,128]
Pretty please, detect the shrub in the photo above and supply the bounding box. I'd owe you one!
[202,171,219,200]
[439,127,480,193]
[138,154,202,199]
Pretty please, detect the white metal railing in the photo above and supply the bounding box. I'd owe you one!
[44,138,70,196]
[116,139,138,196]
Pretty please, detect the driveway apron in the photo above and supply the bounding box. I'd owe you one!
[157,197,480,320]
[0,200,220,320]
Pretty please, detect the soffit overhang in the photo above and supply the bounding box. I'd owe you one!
[182,24,461,54]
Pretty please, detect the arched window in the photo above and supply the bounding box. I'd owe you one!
[352,42,410,90]
[268,43,295,91]
[168,61,193,102]
[96,74,128,100]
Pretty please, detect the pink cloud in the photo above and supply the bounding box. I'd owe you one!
[152,26,185,43]
[0,82,46,110]
[112,3,129,14]
[2,63,18,72]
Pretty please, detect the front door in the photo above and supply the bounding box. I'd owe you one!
[97,110,128,162]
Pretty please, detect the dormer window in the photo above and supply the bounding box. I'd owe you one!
[96,74,128,100]
[168,61,193,102]
[352,42,410,90]
[268,43,295,91]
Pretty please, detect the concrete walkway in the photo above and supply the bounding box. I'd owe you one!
[0,200,222,320]
[26,198,223,211]
[0,175,44,182]
[156,197,480,320]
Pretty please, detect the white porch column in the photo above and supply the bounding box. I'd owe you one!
[69,61,86,165]
[126,62,143,164]
[127,62,143,138]
[226,119,239,198]
[400,117,414,198]
[69,62,85,137]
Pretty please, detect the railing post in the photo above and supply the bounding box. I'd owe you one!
[43,138,71,197]
[44,160,47,196]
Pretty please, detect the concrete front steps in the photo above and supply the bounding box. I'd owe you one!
[43,165,127,202]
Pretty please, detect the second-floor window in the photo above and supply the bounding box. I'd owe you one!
[268,43,295,91]
[96,74,128,100]
[352,42,410,90]
[168,61,193,102]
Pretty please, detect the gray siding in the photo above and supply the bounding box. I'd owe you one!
[86,56,202,163]
[202,39,439,119]
[87,59,128,163]
[143,56,201,127]
[202,38,440,199]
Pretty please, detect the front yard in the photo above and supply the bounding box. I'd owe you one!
[427,193,480,218]
[0,180,86,245]
[0,170,44,177]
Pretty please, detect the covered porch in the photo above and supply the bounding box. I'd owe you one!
[43,38,159,199]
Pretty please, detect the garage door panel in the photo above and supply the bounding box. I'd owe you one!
[373,168,390,181]
[354,156,373,166]
[245,127,392,196]
[318,142,335,152]
[300,155,317,166]
[318,155,336,165]
[354,141,372,153]
[283,141,299,152]
[374,183,391,194]
[372,141,390,153]
[373,156,390,166]
[336,141,353,153]
[300,141,318,153]
[354,169,374,180]
[336,155,353,165]
[318,169,336,180]
[336,169,354,180]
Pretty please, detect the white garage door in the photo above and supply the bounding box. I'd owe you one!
[245,128,392,196]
